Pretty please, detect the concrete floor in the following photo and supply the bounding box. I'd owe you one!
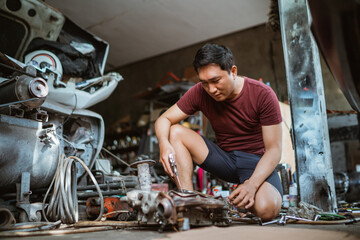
[2,222,359,240]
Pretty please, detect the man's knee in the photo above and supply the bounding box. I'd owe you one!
[169,124,187,142]
[252,184,282,221]
[253,199,281,222]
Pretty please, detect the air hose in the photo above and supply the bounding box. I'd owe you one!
[42,155,104,224]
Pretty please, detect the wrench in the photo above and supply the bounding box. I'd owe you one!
[169,154,184,192]
[285,215,313,222]
[261,214,313,226]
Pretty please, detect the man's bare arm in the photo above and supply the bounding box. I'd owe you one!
[247,123,282,190]
[154,104,189,176]
[228,123,282,209]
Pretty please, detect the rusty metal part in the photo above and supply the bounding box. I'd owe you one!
[126,155,230,228]
[127,190,162,224]
[169,190,230,227]
[73,220,147,229]
[169,190,226,209]
[126,188,230,228]
[157,192,177,224]
[86,197,134,221]
[0,208,16,227]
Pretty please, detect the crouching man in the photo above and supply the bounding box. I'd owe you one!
[155,43,283,221]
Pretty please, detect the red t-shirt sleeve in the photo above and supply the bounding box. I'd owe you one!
[258,88,282,126]
[176,83,202,115]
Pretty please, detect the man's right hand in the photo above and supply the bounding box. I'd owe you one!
[228,180,258,210]
[159,142,175,177]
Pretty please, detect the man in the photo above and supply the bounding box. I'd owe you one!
[154,43,283,221]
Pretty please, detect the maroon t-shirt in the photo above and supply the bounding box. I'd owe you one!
[177,77,282,155]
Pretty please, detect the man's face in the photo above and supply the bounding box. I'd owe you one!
[198,64,237,101]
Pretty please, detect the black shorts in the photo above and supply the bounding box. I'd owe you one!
[198,137,283,196]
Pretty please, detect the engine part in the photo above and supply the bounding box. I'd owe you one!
[126,155,230,228]
[16,172,42,223]
[130,158,156,192]
[78,182,126,192]
[0,208,16,227]
[42,98,105,178]
[25,50,63,79]
[127,189,230,228]
[0,114,59,192]
[80,175,138,191]
[0,93,105,190]
[25,50,64,88]
[86,197,135,221]
[169,190,230,227]
[0,66,48,109]
[0,0,121,226]
[127,190,167,224]
[42,71,123,109]
[77,178,130,199]
[127,158,162,223]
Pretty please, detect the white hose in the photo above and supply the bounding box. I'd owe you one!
[42,155,104,224]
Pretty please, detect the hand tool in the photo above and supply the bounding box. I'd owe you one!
[169,153,184,192]
[261,214,313,226]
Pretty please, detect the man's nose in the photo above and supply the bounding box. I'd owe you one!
[209,83,217,93]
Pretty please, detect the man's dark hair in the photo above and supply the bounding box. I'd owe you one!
[193,43,234,74]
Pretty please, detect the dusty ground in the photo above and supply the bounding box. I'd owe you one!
[2,222,359,240]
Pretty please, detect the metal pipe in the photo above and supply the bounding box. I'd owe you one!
[137,163,152,192]
[77,189,127,199]
[77,182,131,191]
[130,159,156,192]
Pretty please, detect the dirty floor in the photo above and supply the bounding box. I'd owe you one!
[2,222,359,240]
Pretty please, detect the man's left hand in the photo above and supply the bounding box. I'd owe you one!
[227,180,258,209]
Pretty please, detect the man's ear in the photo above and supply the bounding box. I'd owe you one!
[231,65,237,78]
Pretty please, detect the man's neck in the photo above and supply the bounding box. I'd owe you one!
[233,76,245,97]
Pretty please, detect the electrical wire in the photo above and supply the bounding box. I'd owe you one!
[101,147,130,167]
[42,154,104,224]
[62,93,77,126]
[55,132,77,155]
[0,97,39,109]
